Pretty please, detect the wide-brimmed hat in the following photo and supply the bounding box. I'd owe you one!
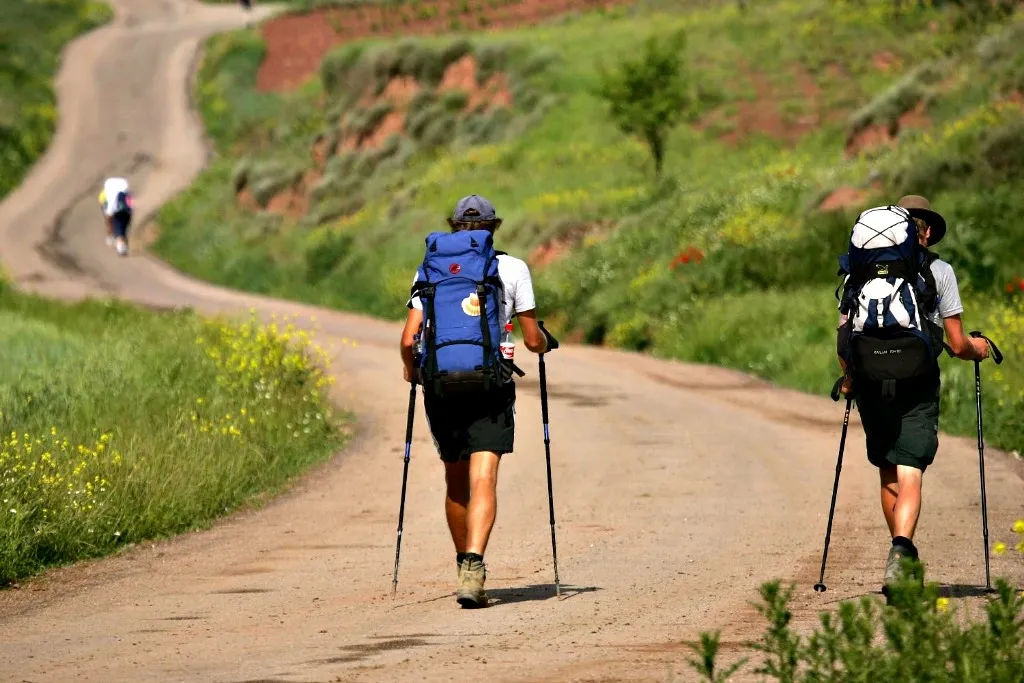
[897,195,946,246]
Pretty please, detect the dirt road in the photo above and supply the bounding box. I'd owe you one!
[0,2,1020,681]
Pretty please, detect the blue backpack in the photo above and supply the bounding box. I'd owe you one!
[413,229,505,396]
[836,205,947,398]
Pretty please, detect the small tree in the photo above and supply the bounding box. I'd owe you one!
[596,30,690,178]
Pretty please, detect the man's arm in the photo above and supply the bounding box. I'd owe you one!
[516,309,547,354]
[943,314,989,361]
[400,308,423,382]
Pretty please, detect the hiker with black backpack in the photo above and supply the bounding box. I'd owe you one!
[399,195,556,608]
[835,195,990,597]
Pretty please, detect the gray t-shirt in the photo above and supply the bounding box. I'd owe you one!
[838,258,964,339]
[927,258,964,325]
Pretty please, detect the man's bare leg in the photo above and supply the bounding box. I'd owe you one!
[892,465,923,540]
[443,460,470,554]
[466,451,501,555]
[879,466,899,537]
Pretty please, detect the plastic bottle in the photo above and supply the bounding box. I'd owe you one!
[499,323,515,361]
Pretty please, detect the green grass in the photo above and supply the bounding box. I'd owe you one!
[0,279,344,584]
[0,0,113,199]
[156,0,1024,453]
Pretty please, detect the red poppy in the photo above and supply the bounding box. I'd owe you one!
[1018,277,1024,291]
[1007,282,1016,294]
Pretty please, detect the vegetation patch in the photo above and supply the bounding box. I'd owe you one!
[0,279,345,585]
[0,0,113,199]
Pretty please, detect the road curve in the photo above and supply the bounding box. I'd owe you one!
[0,2,1020,681]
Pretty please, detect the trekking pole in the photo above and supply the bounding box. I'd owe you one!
[538,351,561,596]
[969,331,1003,593]
[814,378,854,593]
[392,381,418,596]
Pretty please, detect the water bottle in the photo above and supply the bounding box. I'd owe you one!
[499,323,515,382]
[499,323,515,361]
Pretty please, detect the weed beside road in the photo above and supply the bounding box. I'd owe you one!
[0,281,345,584]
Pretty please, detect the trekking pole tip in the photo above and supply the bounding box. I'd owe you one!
[813,583,827,593]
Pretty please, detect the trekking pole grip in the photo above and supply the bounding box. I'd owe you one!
[969,331,1003,365]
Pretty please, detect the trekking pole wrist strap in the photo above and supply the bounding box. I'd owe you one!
[969,331,1004,365]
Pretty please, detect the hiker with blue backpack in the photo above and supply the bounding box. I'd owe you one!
[827,195,992,597]
[397,195,557,608]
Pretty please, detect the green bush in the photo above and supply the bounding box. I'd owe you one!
[305,232,354,284]
[476,43,509,84]
[690,561,1024,682]
[440,89,470,112]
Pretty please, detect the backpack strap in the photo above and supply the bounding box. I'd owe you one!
[415,282,443,394]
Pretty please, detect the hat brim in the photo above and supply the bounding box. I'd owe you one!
[907,207,946,245]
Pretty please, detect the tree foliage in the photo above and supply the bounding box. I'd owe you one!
[596,30,690,178]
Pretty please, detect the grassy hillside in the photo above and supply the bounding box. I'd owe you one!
[0,0,113,198]
[156,0,1024,452]
[0,277,344,584]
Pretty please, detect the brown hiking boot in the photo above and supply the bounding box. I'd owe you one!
[456,556,487,608]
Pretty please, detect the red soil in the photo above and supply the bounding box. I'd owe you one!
[257,0,636,92]
[845,100,930,157]
[697,62,846,147]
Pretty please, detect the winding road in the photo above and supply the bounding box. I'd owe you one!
[0,2,1020,681]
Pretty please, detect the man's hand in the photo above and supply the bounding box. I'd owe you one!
[403,364,417,384]
[840,374,854,396]
[969,336,991,361]
[538,320,559,353]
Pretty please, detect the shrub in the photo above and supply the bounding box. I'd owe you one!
[476,44,509,85]
[419,113,458,149]
[441,38,473,68]
[440,89,469,112]
[689,558,1024,682]
[231,157,252,192]
[305,232,354,284]
[407,102,446,140]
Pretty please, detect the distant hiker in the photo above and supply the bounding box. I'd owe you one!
[97,177,134,257]
[400,194,555,608]
[238,0,251,9]
[835,195,990,596]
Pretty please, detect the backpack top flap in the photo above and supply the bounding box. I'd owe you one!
[848,205,916,271]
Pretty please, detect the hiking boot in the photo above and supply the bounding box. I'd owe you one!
[882,544,920,599]
[456,557,487,608]
[115,238,128,256]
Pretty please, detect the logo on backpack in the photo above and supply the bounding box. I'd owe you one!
[461,293,481,317]
[412,229,505,396]
[836,205,945,398]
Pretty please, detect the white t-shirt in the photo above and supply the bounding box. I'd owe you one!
[407,253,536,329]
[100,177,130,216]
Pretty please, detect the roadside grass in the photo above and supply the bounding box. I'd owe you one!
[157,0,1024,452]
[0,279,345,584]
[0,0,113,198]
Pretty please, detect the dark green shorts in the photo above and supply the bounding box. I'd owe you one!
[423,382,516,462]
[855,377,940,472]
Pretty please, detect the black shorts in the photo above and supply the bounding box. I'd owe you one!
[423,382,516,462]
[112,210,132,238]
[856,375,940,472]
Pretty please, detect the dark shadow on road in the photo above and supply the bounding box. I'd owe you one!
[936,584,1000,599]
[486,583,601,606]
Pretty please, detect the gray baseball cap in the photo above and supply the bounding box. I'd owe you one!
[451,194,498,222]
